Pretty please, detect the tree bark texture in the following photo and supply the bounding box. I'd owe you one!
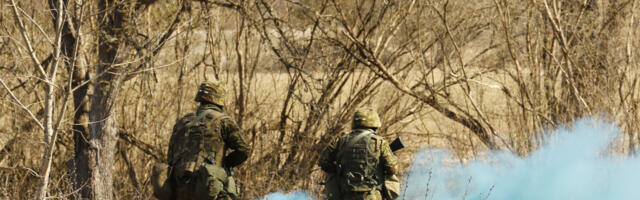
[74,1,126,199]
[35,0,65,199]
[44,0,93,198]
[71,66,91,199]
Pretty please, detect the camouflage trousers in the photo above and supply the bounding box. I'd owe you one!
[342,190,383,200]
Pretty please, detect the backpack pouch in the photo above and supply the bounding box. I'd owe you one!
[195,162,228,199]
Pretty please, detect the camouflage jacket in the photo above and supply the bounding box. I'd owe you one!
[318,129,398,176]
[167,103,251,169]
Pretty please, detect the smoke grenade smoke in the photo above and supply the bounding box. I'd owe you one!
[260,119,640,199]
[402,118,640,200]
[259,191,312,200]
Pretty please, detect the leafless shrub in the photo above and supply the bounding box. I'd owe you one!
[0,0,638,199]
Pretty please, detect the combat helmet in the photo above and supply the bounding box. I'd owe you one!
[195,80,227,106]
[353,108,381,129]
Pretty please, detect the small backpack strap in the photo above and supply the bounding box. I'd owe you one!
[197,109,231,125]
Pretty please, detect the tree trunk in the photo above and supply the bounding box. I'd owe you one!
[73,1,126,199]
[35,0,65,199]
[82,37,123,200]
[44,0,93,198]
[86,76,120,199]
[71,66,92,199]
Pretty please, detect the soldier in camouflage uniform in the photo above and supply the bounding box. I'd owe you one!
[319,108,399,200]
[166,81,250,200]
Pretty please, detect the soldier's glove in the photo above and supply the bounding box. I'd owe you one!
[223,151,248,168]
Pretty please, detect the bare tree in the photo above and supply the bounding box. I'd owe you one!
[0,0,639,199]
[2,0,71,199]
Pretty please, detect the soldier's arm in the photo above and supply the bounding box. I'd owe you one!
[318,137,339,173]
[380,139,398,176]
[221,118,251,168]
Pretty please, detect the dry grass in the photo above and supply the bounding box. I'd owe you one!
[1,0,640,199]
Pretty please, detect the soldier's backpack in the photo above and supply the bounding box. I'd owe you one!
[151,111,197,200]
[171,109,227,178]
[336,129,385,192]
[158,109,238,199]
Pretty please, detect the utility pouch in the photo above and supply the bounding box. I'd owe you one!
[195,162,229,199]
[225,175,238,198]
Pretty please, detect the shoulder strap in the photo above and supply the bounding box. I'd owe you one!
[198,109,231,122]
[336,130,375,162]
[369,133,383,152]
[344,131,373,149]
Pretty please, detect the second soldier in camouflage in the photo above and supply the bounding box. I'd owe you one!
[319,108,399,200]
[166,81,250,200]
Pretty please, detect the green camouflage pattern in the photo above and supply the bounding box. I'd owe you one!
[164,103,250,200]
[336,129,384,192]
[195,80,227,106]
[353,108,382,129]
[319,127,398,199]
[170,108,226,180]
[319,129,398,178]
[382,174,400,200]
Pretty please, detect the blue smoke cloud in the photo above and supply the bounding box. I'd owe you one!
[402,119,640,200]
[259,191,312,200]
[261,119,640,200]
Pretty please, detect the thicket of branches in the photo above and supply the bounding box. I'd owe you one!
[0,0,638,199]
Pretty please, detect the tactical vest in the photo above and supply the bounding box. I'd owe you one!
[336,129,385,192]
[170,109,229,179]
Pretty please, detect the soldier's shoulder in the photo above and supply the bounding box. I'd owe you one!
[202,109,231,121]
[172,113,197,134]
[371,133,387,140]
[334,132,352,144]
[181,112,197,118]
[371,134,392,145]
[374,134,388,142]
[337,132,351,140]
[177,112,197,123]
[205,111,239,132]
